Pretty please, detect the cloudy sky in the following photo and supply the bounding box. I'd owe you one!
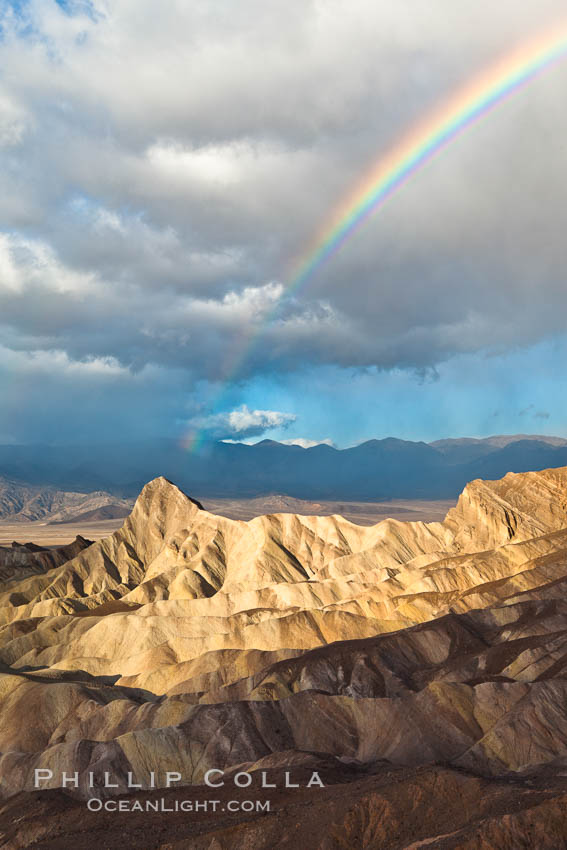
[1,0,566,448]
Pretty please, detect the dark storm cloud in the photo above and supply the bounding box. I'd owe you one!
[1,0,567,441]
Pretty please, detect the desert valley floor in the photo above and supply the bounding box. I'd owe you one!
[0,497,454,547]
[2,468,567,847]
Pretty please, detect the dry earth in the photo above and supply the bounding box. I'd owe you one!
[1,468,567,847]
[200,494,455,524]
[0,497,454,547]
[0,519,133,547]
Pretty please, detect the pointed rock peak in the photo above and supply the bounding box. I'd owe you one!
[124,477,205,539]
[135,476,204,511]
[117,478,206,562]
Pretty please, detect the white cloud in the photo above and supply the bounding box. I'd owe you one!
[146,141,250,187]
[2,0,567,441]
[278,438,335,448]
[0,233,97,295]
[0,91,29,148]
[1,0,563,377]
[0,344,129,378]
[187,404,296,440]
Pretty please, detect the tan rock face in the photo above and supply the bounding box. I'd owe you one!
[0,536,91,584]
[2,467,567,838]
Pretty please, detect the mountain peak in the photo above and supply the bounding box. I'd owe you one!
[3,464,567,838]
[135,475,203,510]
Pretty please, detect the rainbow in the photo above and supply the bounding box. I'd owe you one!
[183,23,567,452]
[286,22,567,297]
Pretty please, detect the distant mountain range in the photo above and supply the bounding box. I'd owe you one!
[0,433,566,502]
[0,477,133,523]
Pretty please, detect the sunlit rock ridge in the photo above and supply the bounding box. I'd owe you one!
[2,467,567,845]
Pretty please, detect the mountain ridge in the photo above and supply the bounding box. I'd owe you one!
[1,433,566,502]
[0,476,133,523]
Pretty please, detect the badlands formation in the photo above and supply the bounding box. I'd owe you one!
[2,468,567,846]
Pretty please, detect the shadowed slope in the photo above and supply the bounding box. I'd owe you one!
[1,468,567,848]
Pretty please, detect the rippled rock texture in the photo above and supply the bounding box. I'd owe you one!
[2,467,567,847]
